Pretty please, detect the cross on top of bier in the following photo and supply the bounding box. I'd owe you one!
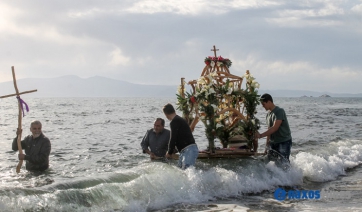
[211,45,219,58]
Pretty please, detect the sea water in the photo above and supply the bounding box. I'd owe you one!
[0,97,361,211]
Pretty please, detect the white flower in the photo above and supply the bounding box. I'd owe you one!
[206,75,213,85]
[252,82,260,89]
[251,119,255,125]
[177,85,183,95]
[233,83,239,89]
[211,104,218,111]
[210,61,215,67]
[216,123,223,129]
[227,88,233,95]
[217,61,223,67]
[250,79,260,89]
[200,87,208,96]
[209,87,215,94]
[211,72,218,77]
[197,77,206,85]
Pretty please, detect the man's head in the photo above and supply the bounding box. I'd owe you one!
[153,118,165,134]
[163,103,176,120]
[30,120,42,138]
[260,93,274,111]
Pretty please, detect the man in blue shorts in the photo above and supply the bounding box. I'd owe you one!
[256,94,292,161]
[163,103,198,169]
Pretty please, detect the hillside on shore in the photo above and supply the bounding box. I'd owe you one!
[1,75,361,98]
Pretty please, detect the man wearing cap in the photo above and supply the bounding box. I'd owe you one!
[256,94,292,160]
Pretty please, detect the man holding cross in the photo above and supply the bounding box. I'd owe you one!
[12,120,51,172]
[1,66,46,173]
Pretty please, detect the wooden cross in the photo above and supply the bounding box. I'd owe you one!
[211,45,219,57]
[0,66,37,173]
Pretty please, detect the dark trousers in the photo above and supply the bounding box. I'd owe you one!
[270,139,292,160]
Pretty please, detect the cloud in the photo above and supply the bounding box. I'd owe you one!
[266,1,346,27]
[231,53,362,93]
[351,4,362,13]
[109,47,131,66]
[126,0,281,15]
[0,0,361,93]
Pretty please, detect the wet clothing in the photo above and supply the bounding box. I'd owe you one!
[141,128,170,157]
[266,106,292,144]
[270,139,292,160]
[177,144,198,169]
[168,115,196,154]
[266,106,292,160]
[12,133,51,171]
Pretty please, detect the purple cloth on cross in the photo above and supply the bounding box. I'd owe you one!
[16,96,29,117]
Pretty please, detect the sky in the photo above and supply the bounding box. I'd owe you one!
[0,0,361,93]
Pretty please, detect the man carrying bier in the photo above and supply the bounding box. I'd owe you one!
[163,103,198,169]
[256,94,292,161]
[141,118,170,159]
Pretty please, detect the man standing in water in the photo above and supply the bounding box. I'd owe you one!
[256,94,292,160]
[141,118,170,159]
[12,120,51,171]
[163,103,198,169]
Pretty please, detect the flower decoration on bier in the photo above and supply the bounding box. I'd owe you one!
[204,56,232,68]
[177,47,261,152]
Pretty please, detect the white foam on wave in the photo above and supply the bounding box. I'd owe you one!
[293,139,362,182]
[118,161,303,211]
[120,140,362,210]
[3,140,360,211]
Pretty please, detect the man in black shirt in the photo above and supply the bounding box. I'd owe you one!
[163,103,198,169]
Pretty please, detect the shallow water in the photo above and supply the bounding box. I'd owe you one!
[0,97,361,211]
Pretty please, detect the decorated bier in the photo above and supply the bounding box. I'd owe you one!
[176,46,263,158]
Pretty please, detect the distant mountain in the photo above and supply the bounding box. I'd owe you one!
[259,89,362,97]
[0,75,178,97]
[0,76,361,98]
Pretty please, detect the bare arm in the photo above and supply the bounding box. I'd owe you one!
[264,135,270,154]
[258,120,282,139]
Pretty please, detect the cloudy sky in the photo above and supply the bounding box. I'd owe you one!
[0,0,361,93]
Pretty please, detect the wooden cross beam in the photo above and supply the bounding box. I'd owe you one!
[211,45,219,58]
[0,66,37,173]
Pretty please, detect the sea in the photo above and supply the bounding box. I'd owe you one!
[0,97,361,212]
